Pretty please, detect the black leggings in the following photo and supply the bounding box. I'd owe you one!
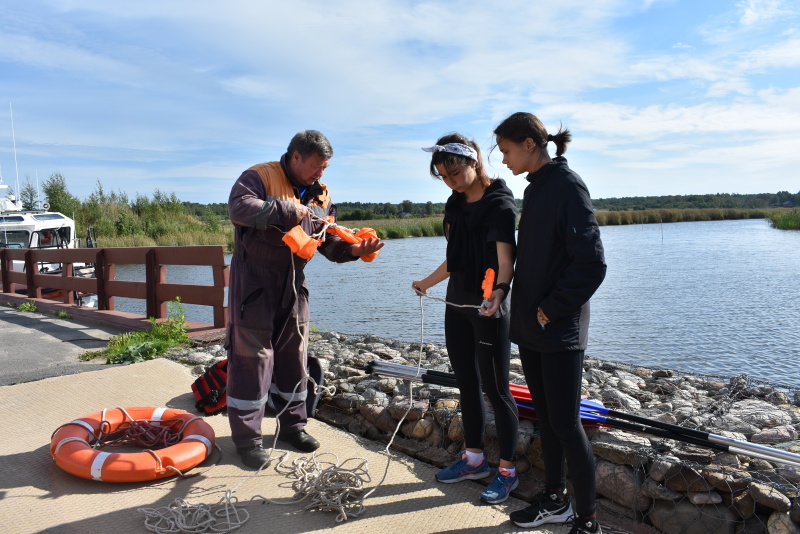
[445,306,519,462]
[520,348,595,517]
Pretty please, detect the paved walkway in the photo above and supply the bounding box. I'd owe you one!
[0,308,643,534]
[0,306,123,386]
[0,357,582,534]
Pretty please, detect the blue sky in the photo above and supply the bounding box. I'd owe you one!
[0,0,798,205]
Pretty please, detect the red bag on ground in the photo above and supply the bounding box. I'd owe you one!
[190,357,325,418]
[191,359,228,415]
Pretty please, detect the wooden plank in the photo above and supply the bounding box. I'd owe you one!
[1,249,26,261]
[31,273,98,293]
[103,247,150,264]
[27,248,98,264]
[105,279,148,299]
[4,270,27,284]
[154,246,226,266]
[154,283,225,305]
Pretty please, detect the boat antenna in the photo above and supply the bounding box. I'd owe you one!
[10,103,21,199]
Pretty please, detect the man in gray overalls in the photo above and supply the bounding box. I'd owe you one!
[226,130,384,469]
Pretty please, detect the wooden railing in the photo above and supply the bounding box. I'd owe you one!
[0,246,229,331]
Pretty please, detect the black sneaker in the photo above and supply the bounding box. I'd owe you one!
[569,518,601,534]
[510,488,573,528]
[279,430,320,452]
[236,445,271,470]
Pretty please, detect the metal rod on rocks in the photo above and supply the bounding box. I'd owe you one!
[513,398,800,468]
[366,364,458,388]
[367,360,433,378]
[375,361,800,467]
[579,399,800,468]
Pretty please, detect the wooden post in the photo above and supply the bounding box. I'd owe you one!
[24,250,42,299]
[212,263,229,328]
[145,248,167,319]
[61,259,75,305]
[0,249,9,294]
[95,249,112,310]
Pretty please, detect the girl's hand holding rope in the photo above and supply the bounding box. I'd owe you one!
[478,290,503,316]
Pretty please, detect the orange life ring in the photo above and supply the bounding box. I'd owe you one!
[50,406,215,483]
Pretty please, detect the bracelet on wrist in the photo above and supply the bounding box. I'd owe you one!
[493,283,511,299]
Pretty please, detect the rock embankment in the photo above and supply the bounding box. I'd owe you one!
[170,331,800,534]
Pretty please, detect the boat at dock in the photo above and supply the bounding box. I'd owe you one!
[1,181,97,306]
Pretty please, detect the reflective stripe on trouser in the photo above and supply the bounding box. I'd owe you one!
[226,257,310,449]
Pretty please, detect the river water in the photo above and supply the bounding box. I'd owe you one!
[112,219,800,387]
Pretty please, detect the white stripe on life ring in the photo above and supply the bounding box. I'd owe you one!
[91,452,111,481]
[151,407,167,421]
[70,420,96,440]
[184,434,212,456]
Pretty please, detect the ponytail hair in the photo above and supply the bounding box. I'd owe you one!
[493,112,571,156]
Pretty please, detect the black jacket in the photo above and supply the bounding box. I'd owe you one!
[510,157,606,352]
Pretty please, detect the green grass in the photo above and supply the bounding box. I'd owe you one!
[769,209,800,230]
[93,207,796,254]
[342,217,445,239]
[81,299,190,364]
[99,231,229,248]
[55,310,71,319]
[16,300,37,312]
[594,208,777,226]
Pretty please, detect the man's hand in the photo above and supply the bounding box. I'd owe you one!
[350,237,384,257]
[295,203,311,223]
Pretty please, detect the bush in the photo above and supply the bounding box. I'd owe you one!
[103,299,189,364]
[16,300,37,312]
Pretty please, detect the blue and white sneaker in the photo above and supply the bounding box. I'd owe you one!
[435,453,491,483]
[481,470,519,504]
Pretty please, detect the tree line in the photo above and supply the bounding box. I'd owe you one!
[8,171,798,241]
[182,200,449,221]
[592,191,799,211]
[184,192,799,219]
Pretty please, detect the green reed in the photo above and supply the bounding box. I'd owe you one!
[769,209,800,230]
[341,217,445,239]
[594,208,778,226]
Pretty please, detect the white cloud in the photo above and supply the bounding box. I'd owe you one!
[0,33,139,80]
[737,37,800,70]
[737,0,794,26]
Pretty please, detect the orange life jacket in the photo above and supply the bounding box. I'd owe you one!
[248,161,330,218]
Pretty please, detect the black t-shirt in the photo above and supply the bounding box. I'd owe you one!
[444,179,517,315]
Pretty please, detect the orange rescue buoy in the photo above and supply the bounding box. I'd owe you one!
[50,406,215,482]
